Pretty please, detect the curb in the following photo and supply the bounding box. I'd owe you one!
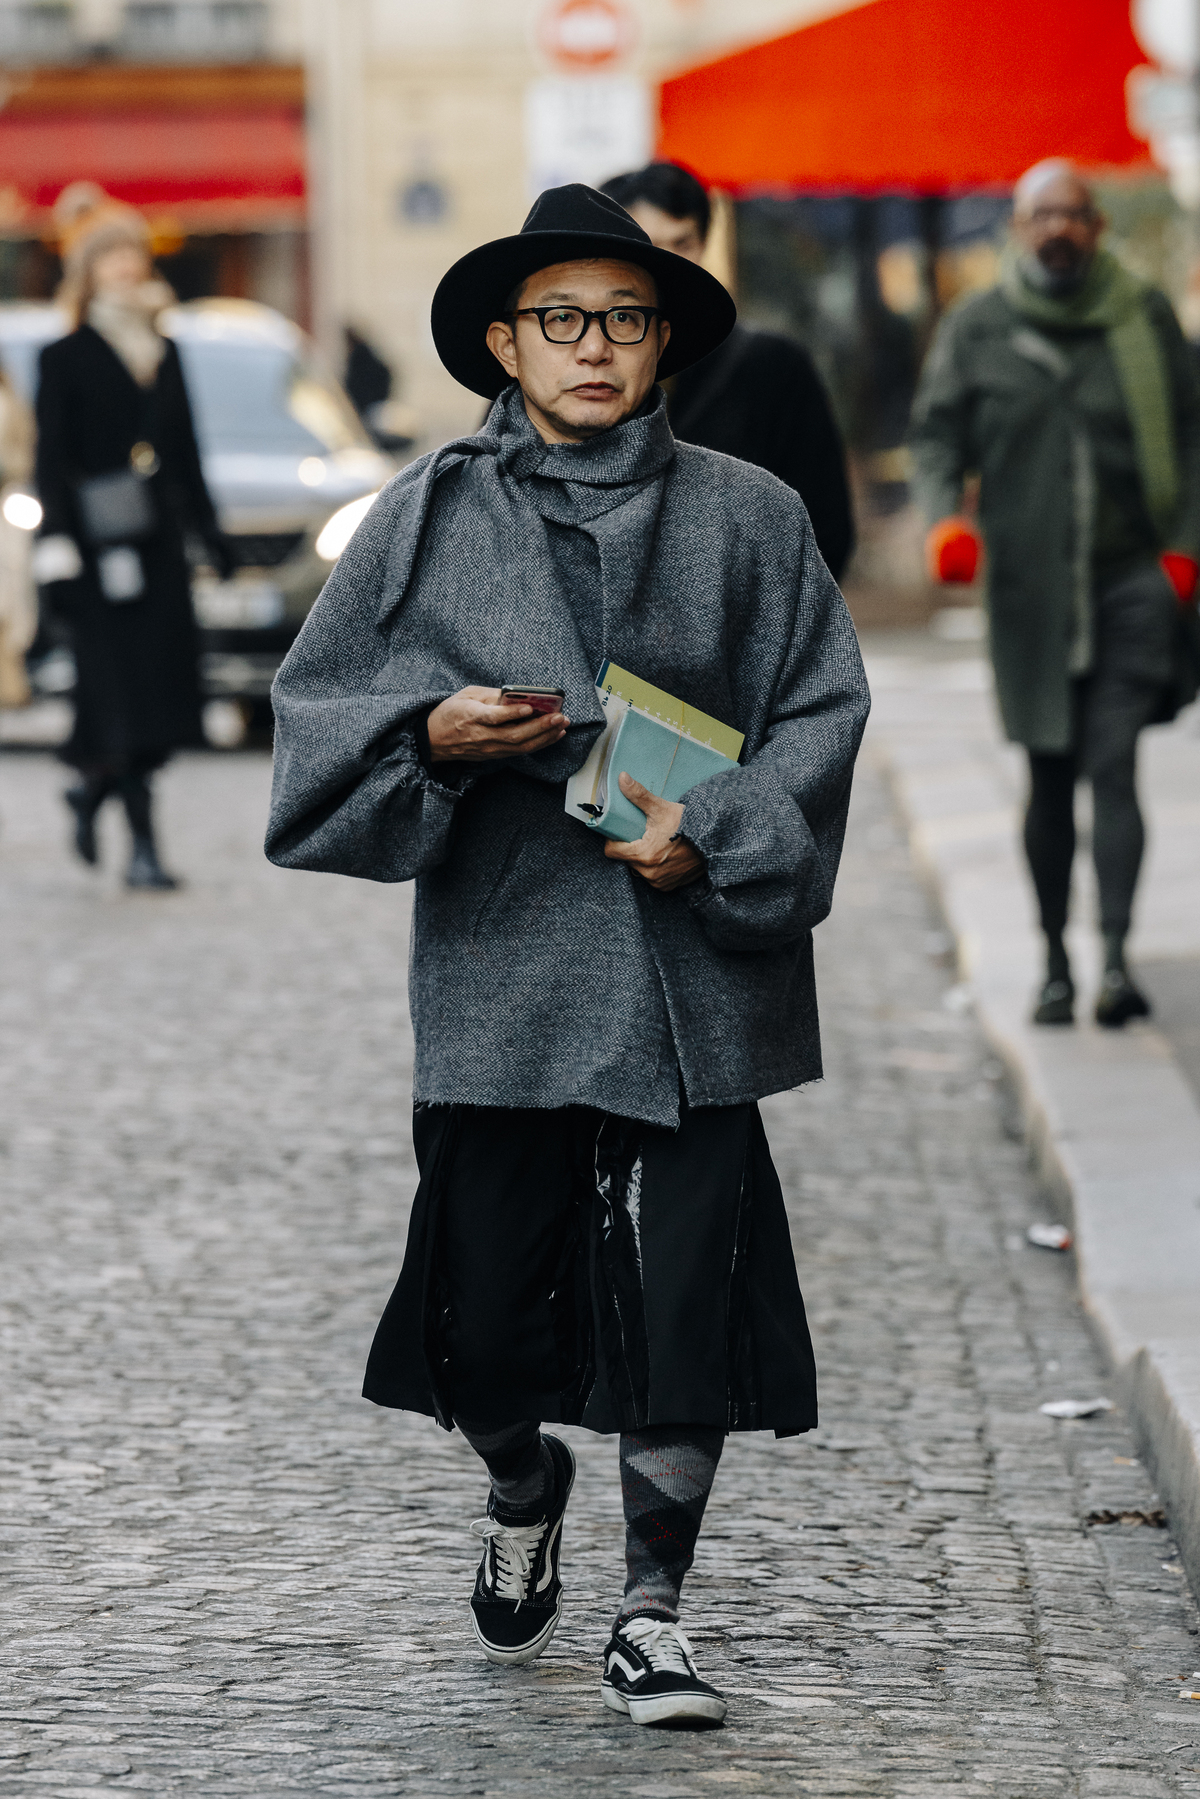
[872,717,1200,1601]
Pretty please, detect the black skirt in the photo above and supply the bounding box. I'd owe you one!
[363,1099,817,1436]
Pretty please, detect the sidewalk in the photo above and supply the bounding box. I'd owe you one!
[864,620,1200,1606]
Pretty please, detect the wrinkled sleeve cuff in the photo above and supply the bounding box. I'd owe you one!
[411,707,435,772]
[395,727,479,799]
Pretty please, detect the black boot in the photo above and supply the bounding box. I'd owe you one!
[1095,932,1150,1028]
[1033,933,1074,1026]
[64,775,114,866]
[119,773,180,891]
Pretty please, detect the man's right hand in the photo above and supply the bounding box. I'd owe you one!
[426,686,569,762]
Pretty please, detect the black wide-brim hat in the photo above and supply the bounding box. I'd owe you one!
[431,183,737,400]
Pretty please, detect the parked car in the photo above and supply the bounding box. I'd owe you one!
[0,298,400,723]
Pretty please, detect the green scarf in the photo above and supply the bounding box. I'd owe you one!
[1000,247,1178,540]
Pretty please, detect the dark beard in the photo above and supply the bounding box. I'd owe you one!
[1021,244,1091,297]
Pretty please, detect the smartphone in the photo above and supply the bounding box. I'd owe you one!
[498,686,566,717]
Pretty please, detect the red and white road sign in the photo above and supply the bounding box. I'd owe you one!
[539,0,637,71]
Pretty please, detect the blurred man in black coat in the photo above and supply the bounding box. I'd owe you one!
[602,163,855,581]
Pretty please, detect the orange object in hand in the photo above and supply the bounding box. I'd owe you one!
[1161,551,1199,604]
[926,516,981,585]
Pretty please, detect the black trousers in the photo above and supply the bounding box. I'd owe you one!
[1025,566,1176,940]
[363,1099,817,1436]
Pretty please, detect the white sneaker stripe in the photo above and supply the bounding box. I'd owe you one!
[535,1516,563,1593]
[606,1651,643,1682]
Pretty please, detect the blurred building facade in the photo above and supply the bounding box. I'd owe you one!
[0,0,856,435]
[0,0,308,319]
[303,0,839,445]
[1,0,1185,461]
[302,0,1189,454]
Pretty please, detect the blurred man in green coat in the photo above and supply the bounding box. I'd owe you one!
[911,159,1200,1027]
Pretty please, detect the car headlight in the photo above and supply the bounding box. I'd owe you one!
[2,490,43,531]
[315,492,379,562]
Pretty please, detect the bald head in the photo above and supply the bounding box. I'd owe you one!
[1012,159,1103,293]
[1013,158,1094,220]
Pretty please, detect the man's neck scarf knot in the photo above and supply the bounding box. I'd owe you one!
[484,381,676,491]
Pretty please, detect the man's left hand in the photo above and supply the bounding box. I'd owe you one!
[603,774,706,892]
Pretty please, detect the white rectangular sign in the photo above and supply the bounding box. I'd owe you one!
[525,76,652,199]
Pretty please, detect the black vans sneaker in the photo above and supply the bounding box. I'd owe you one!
[469,1433,575,1666]
[601,1617,727,1725]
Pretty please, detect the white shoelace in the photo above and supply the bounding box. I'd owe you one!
[470,1516,547,1608]
[619,1617,697,1678]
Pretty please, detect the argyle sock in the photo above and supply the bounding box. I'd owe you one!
[616,1424,725,1628]
[454,1415,550,1522]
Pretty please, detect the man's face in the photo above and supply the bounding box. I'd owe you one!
[486,258,671,443]
[1012,170,1103,288]
[624,201,706,265]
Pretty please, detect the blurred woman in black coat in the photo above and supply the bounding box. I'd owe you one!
[34,185,231,889]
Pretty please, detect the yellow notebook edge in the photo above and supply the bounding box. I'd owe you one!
[596,661,744,762]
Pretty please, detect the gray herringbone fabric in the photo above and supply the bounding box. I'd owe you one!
[265,384,869,1126]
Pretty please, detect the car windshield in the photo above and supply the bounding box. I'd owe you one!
[174,338,371,456]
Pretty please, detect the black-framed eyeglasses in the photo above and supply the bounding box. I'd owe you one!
[1028,204,1097,226]
[509,305,664,345]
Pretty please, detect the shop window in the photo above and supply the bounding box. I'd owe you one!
[119,0,268,60]
[0,2,79,62]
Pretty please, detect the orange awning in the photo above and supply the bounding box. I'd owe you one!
[658,0,1153,194]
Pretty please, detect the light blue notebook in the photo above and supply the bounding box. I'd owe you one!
[565,662,743,843]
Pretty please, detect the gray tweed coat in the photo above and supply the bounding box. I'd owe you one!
[265,386,869,1126]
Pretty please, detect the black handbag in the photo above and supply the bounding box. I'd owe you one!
[75,382,161,546]
[75,465,157,545]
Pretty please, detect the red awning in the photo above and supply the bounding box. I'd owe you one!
[0,111,306,230]
[658,0,1153,194]
[0,67,306,233]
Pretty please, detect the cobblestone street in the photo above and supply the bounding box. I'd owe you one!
[2,738,1199,1797]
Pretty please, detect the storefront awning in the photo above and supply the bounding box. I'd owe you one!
[0,64,306,234]
[658,0,1152,194]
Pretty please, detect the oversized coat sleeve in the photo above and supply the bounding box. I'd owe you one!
[264,456,481,882]
[677,505,870,953]
[157,341,223,545]
[909,308,974,526]
[34,340,78,541]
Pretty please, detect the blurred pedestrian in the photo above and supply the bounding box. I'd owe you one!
[601,162,855,580]
[0,365,35,708]
[33,184,233,889]
[911,159,1200,1027]
[267,185,868,1725]
[343,324,392,421]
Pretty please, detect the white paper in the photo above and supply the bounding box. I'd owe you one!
[97,545,145,602]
